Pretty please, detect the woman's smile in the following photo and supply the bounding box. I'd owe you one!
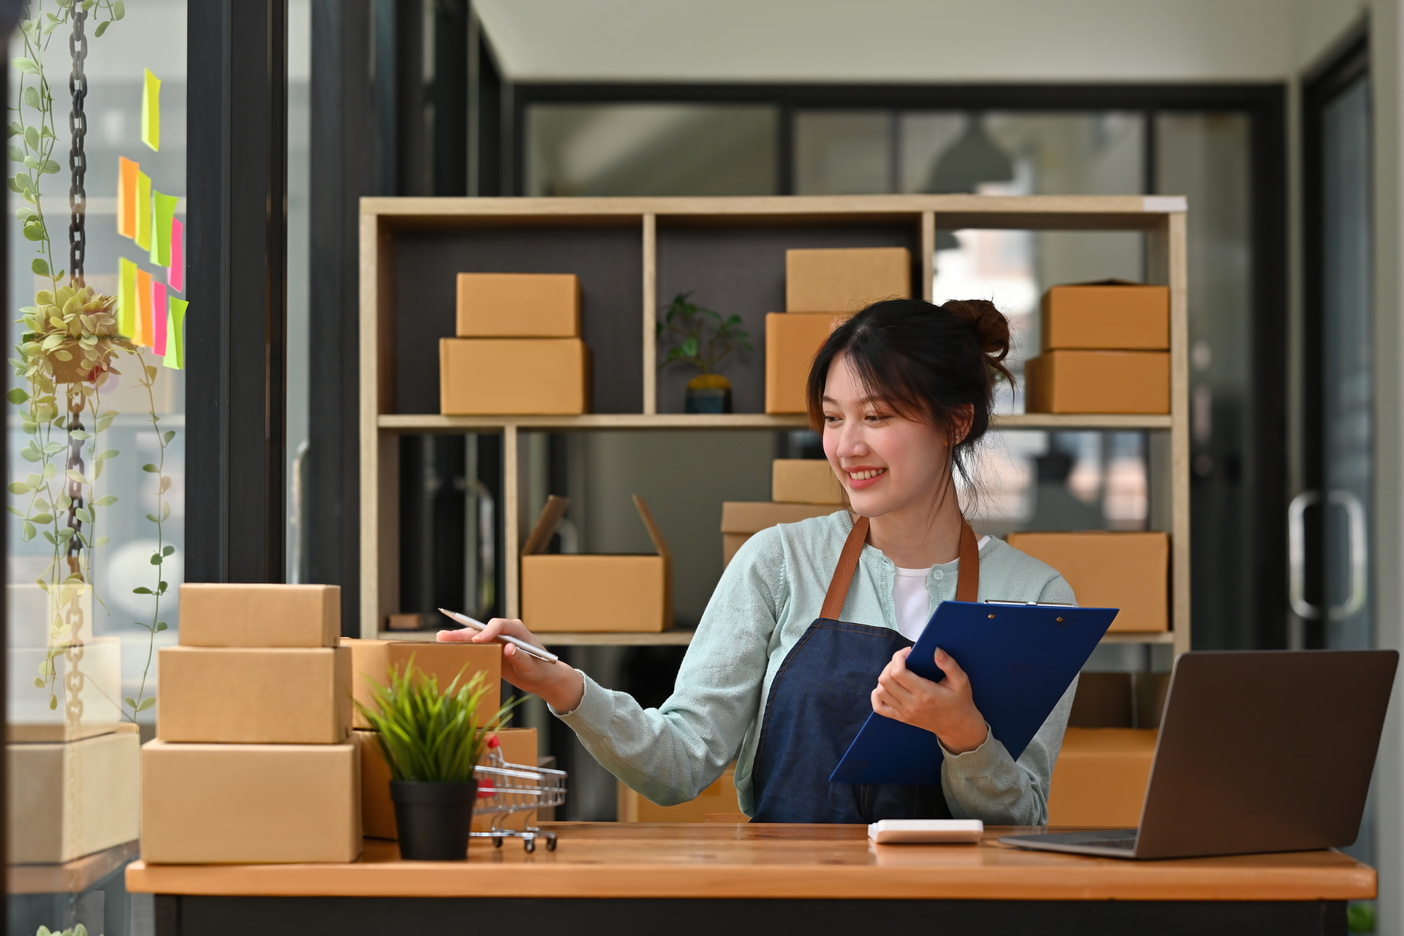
[844,465,888,489]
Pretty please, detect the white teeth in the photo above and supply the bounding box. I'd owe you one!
[848,468,886,481]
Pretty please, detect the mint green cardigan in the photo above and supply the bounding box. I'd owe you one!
[553,510,1078,824]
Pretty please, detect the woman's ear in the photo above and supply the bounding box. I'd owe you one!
[950,404,975,445]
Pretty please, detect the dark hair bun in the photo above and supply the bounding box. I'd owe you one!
[940,299,1012,381]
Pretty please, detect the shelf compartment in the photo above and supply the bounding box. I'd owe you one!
[376,413,1173,433]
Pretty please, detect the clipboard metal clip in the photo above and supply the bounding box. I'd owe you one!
[983,599,1076,608]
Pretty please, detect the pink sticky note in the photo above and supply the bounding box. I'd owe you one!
[167,217,184,293]
[152,281,168,356]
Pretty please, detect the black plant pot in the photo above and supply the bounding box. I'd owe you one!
[391,779,477,860]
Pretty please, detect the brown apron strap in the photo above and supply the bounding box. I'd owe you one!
[820,514,982,620]
[820,515,870,620]
[955,516,981,602]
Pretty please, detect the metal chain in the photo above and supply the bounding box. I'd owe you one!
[64,386,86,569]
[68,9,88,285]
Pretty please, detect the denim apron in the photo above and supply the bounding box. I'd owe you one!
[750,514,980,823]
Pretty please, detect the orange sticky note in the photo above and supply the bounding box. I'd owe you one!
[118,258,137,338]
[135,171,152,251]
[117,157,138,239]
[134,269,153,347]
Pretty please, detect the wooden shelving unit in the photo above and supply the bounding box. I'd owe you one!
[360,195,1189,655]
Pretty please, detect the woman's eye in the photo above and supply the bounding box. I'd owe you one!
[823,414,841,424]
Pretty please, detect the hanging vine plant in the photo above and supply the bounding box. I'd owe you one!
[4,0,177,724]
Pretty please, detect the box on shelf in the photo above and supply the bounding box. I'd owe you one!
[360,727,538,839]
[772,458,844,505]
[765,313,849,414]
[521,495,672,632]
[618,764,741,822]
[1005,531,1169,633]
[7,726,139,864]
[179,583,340,648]
[156,646,352,744]
[1040,281,1170,352]
[721,502,837,567]
[141,739,361,864]
[785,247,912,313]
[341,638,502,731]
[1047,727,1157,827]
[1068,672,1171,729]
[1024,350,1170,415]
[7,636,123,742]
[440,338,591,415]
[456,273,580,338]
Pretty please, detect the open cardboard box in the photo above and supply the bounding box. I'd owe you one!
[521,495,672,632]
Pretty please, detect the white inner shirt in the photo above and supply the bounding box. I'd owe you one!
[893,537,990,641]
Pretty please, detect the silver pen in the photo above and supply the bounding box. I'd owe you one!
[437,608,560,663]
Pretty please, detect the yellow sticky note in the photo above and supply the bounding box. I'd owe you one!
[135,171,152,251]
[118,258,137,338]
[117,157,138,239]
[134,269,152,347]
[142,69,160,151]
[163,298,188,370]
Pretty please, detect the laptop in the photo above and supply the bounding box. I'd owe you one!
[1000,649,1398,860]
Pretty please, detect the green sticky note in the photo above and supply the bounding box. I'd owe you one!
[153,191,179,266]
[141,69,160,151]
[164,298,187,370]
[134,171,152,251]
[118,257,137,338]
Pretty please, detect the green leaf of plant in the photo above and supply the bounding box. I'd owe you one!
[132,586,152,595]
[138,697,156,712]
[6,144,21,162]
[163,545,175,556]
[156,621,167,632]
[23,126,37,149]
[22,521,35,541]
[30,512,52,524]
[145,513,159,523]
[22,221,42,241]
[149,554,161,565]
[6,387,28,404]
[142,463,158,473]
[95,495,118,506]
[124,696,136,708]
[39,158,59,174]
[114,0,126,18]
[94,536,110,546]
[7,481,29,495]
[95,449,118,461]
[682,336,699,358]
[65,469,85,484]
[30,258,47,276]
[162,429,175,444]
[33,676,43,688]
[93,19,108,37]
[6,505,20,516]
[75,507,92,524]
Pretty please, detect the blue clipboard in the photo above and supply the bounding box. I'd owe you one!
[829,601,1118,785]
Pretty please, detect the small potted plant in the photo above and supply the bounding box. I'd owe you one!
[354,659,519,860]
[656,292,751,413]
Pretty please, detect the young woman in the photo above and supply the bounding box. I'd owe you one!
[440,298,1077,825]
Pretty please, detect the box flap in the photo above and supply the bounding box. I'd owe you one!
[521,495,570,556]
[632,495,670,561]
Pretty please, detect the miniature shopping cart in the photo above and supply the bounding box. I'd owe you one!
[471,736,568,853]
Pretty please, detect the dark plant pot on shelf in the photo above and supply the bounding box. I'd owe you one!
[685,373,733,414]
[391,779,478,860]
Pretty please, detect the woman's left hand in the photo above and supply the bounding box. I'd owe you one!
[872,646,988,754]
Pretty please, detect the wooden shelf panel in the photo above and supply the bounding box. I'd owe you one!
[377,413,1172,433]
[378,630,696,646]
[1099,632,1176,645]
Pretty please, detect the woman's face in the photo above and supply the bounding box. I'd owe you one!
[820,353,954,520]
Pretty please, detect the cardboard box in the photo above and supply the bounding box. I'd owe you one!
[156,646,352,744]
[7,636,123,742]
[1040,281,1170,352]
[772,459,844,505]
[785,247,912,313]
[341,638,502,731]
[521,495,672,632]
[721,501,838,567]
[1005,531,1168,633]
[440,338,591,415]
[1068,672,1172,729]
[1047,727,1156,827]
[360,727,538,839]
[141,739,361,863]
[617,765,741,822]
[7,727,140,864]
[456,273,580,338]
[179,583,340,648]
[765,313,849,414]
[1024,350,1170,415]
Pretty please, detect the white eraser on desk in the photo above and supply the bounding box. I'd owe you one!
[868,819,984,844]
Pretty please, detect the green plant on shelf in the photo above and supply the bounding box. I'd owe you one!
[355,659,522,783]
[34,925,100,936]
[4,1,174,724]
[656,291,751,378]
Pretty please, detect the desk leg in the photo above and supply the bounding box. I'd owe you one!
[155,895,1349,936]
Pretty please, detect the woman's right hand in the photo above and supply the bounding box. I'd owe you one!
[437,618,585,713]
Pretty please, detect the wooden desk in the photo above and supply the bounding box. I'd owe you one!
[126,823,1374,936]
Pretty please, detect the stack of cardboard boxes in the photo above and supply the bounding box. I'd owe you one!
[343,638,540,839]
[441,273,591,415]
[721,460,844,567]
[764,247,912,414]
[7,587,139,865]
[141,584,361,863]
[1024,280,1171,414]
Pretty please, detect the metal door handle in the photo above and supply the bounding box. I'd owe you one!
[1287,489,1368,622]
[1328,489,1367,621]
[1288,490,1320,620]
